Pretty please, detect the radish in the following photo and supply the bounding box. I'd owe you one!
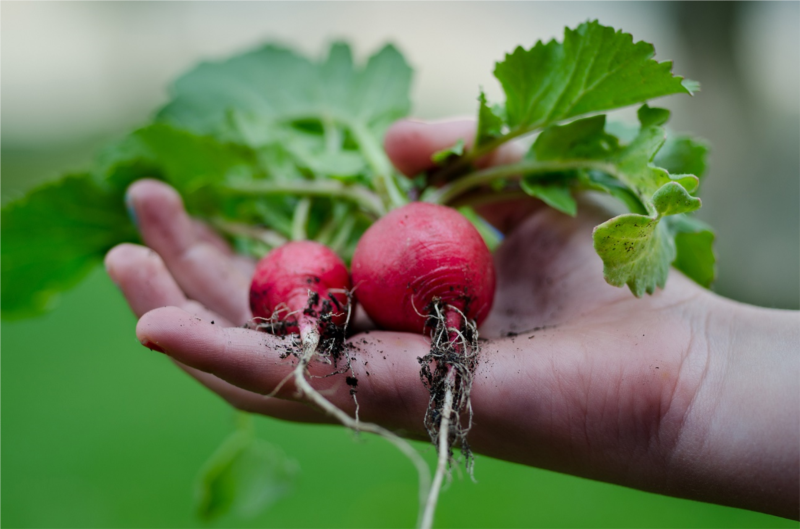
[249,240,432,522]
[351,202,496,528]
[250,240,351,346]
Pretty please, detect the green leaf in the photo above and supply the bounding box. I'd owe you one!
[158,42,412,143]
[681,79,701,94]
[520,180,577,216]
[494,20,694,131]
[637,104,671,127]
[523,107,711,295]
[608,109,699,210]
[602,117,709,185]
[476,90,504,147]
[580,171,648,215]
[654,135,710,181]
[195,430,298,521]
[431,139,466,165]
[667,215,717,287]
[593,182,701,296]
[1,173,137,318]
[527,108,703,215]
[530,115,618,161]
[99,123,258,193]
[157,41,411,211]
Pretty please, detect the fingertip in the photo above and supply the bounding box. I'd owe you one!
[126,178,180,202]
[126,179,185,220]
[126,180,195,257]
[383,119,428,176]
[104,243,133,282]
[135,306,188,348]
[384,118,476,177]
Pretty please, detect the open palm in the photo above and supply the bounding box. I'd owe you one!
[105,119,798,520]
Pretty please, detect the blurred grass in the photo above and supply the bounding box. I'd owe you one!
[3,267,795,528]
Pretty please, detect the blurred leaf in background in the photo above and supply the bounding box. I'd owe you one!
[195,417,299,521]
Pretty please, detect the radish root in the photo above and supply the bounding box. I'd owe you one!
[419,301,480,529]
[288,292,433,528]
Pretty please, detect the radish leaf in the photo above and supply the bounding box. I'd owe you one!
[158,42,412,145]
[593,182,701,296]
[432,139,466,164]
[494,21,696,132]
[1,174,138,319]
[195,429,298,521]
[668,215,717,287]
[520,181,577,216]
[476,90,504,147]
[522,106,710,294]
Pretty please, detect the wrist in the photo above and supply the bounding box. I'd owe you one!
[667,294,799,519]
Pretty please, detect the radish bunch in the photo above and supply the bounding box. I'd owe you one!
[249,203,496,529]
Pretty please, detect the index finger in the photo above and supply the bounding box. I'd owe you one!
[136,306,433,435]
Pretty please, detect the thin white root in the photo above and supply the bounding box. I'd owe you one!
[421,372,455,529]
[296,326,431,528]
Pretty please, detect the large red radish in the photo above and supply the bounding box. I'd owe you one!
[351,202,495,334]
[352,202,497,529]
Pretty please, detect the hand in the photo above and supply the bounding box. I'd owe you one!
[105,119,799,520]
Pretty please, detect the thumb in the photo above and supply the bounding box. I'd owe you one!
[384,118,538,233]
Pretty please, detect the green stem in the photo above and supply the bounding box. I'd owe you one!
[223,180,385,218]
[211,218,288,248]
[330,214,357,255]
[316,203,349,246]
[432,126,530,183]
[424,160,618,205]
[322,115,341,154]
[291,198,311,241]
[349,121,407,210]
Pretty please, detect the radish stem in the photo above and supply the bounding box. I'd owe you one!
[349,120,408,210]
[291,198,312,241]
[424,160,618,205]
[224,180,386,217]
[211,218,288,248]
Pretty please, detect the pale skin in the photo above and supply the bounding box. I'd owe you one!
[105,119,799,521]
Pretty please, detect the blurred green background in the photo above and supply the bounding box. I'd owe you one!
[3,2,798,528]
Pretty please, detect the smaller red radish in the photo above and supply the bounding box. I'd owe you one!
[248,240,432,517]
[250,240,351,344]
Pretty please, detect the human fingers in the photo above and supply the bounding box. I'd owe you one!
[125,179,251,325]
[190,219,256,278]
[136,306,433,435]
[105,243,228,323]
[105,243,322,420]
